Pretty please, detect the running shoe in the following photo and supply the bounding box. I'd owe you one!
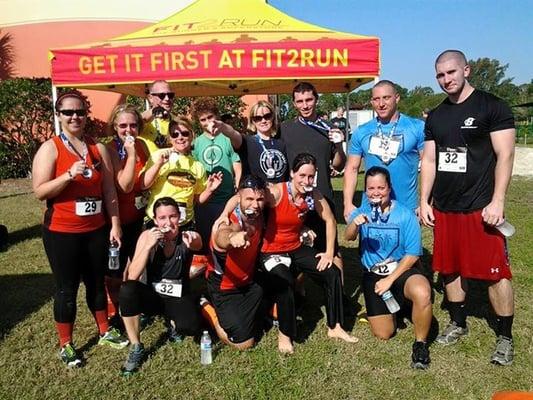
[435,322,468,345]
[98,327,129,349]
[490,335,514,366]
[59,343,82,368]
[121,343,145,376]
[411,341,430,370]
[167,325,185,345]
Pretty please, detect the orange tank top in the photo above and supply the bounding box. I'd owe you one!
[261,183,308,254]
[44,135,106,233]
[109,139,148,225]
[207,210,262,290]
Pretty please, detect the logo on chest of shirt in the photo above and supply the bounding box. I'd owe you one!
[167,171,196,188]
[461,117,478,129]
[366,226,400,260]
[259,149,287,178]
[201,144,223,166]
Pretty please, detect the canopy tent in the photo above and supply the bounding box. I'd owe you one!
[49,0,380,97]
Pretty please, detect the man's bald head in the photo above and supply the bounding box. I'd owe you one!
[435,50,468,68]
[373,79,398,94]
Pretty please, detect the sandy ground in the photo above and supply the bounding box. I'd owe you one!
[513,146,533,176]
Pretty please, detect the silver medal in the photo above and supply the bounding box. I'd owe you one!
[266,168,275,178]
[382,153,390,163]
[82,168,93,179]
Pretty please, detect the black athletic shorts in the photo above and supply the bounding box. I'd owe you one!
[207,275,263,344]
[363,268,424,317]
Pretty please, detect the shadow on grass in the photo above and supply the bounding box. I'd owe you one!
[0,224,42,252]
[0,272,54,340]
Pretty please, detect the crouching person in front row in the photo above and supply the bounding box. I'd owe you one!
[345,166,433,370]
[202,175,267,350]
[119,197,203,375]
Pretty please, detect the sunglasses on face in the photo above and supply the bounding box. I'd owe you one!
[117,123,138,130]
[169,129,191,138]
[251,112,273,123]
[59,109,87,117]
[150,92,175,100]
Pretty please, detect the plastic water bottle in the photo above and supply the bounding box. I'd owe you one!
[108,241,120,271]
[200,330,212,365]
[301,231,313,247]
[381,290,400,314]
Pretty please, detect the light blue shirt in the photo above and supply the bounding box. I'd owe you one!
[352,200,422,271]
[348,113,424,210]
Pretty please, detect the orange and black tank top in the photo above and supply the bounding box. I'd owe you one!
[109,139,148,225]
[208,209,262,291]
[261,183,308,254]
[44,136,106,233]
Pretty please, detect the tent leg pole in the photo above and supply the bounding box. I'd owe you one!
[52,85,60,135]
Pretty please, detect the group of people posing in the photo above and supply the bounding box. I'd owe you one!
[32,49,517,375]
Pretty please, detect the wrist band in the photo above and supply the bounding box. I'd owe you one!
[67,170,74,180]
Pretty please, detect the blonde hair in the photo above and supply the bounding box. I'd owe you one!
[167,115,195,146]
[247,100,277,134]
[107,104,144,136]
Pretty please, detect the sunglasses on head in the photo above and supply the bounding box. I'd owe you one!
[150,92,175,100]
[239,175,267,190]
[59,109,87,117]
[169,129,191,138]
[117,123,138,130]
[251,112,273,123]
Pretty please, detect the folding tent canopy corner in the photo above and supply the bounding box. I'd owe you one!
[49,0,380,98]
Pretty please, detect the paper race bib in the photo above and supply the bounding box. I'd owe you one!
[370,261,398,276]
[263,254,292,272]
[368,135,401,162]
[152,279,182,298]
[75,197,102,216]
[438,147,467,173]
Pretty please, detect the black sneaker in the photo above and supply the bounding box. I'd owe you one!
[411,341,430,370]
[121,343,145,376]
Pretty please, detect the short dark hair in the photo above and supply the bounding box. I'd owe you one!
[435,50,467,67]
[364,166,391,189]
[153,196,181,217]
[191,97,219,121]
[373,80,398,94]
[238,174,266,191]
[292,82,318,101]
[291,152,317,173]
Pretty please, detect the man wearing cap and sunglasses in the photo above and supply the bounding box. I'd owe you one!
[205,175,267,350]
[140,80,176,154]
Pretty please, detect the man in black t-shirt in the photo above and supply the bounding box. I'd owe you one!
[420,50,516,366]
[280,82,346,260]
[330,106,351,140]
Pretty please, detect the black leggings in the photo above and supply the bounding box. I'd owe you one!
[119,280,201,336]
[42,226,108,323]
[261,245,344,338]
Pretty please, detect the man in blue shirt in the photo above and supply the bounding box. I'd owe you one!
[343,80,424,220]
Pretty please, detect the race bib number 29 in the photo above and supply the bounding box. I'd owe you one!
[75,197,102,216]
[438,147,467,173]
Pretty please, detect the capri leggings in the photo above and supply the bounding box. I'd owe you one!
[260,245,344,339]
[42,226,108,323]
[119,280,201,336]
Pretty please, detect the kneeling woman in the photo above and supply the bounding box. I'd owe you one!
[345,166,432,369]
[262,153,357,352]
[119,197,203,375]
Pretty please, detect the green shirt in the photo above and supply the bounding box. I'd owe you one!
[192,133,240,204]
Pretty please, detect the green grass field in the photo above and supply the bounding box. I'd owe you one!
[0,177,532,400]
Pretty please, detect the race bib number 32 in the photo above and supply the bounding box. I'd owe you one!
[153,279,182,298]
[438,147,467,173]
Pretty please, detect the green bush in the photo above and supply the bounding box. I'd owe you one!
[0,79,105,178]
[0,78,54,178]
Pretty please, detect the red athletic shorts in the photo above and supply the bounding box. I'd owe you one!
[432,209,511,281]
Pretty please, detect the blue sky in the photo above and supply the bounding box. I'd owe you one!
[270,0,532,92]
